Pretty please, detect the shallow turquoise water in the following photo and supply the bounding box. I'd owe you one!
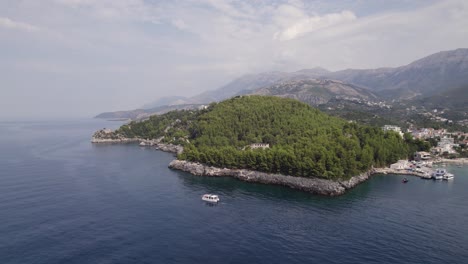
[0,120,467,263]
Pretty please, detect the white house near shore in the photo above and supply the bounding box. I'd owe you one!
[390,160,411,170]
[414,151,431,161]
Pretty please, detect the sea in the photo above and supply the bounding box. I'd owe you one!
[1,119,467,264]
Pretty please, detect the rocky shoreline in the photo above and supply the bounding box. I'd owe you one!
[169,160,371,196]
[91,129,184,154]
[434,158,468,165]
[154,143,184,155]
[91,132,370,196]
[93,129,456,196]
[91,138,139,143]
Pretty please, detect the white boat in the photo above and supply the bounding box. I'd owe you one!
[443,173,455,180]
[139,141,147,146]
[202,194,220,203]
[431,169,446,180]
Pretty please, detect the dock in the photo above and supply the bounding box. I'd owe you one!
[372,168,432,178]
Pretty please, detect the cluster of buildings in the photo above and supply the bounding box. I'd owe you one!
[335,97,392,109]
[382,125,467,156]
[420,111,453,124]
[457,119,468,127]
[410,128,447,140]
[434,137,460,154]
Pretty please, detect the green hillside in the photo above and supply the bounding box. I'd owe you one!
[116,96,408,180]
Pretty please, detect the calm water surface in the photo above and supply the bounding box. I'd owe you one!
[0,120,467,264]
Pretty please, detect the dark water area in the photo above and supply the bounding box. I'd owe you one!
[1,120,467,264]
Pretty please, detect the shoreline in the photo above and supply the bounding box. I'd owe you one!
[92,135,465,196]
[169,160,448,196]
[169,160,371,196]
[434,158,468,165]
[91,137,184,155]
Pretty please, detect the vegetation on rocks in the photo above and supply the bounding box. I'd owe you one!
[116,96,409,180]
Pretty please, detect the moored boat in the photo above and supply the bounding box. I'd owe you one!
[431,168,446,180]
[443,173,454,180]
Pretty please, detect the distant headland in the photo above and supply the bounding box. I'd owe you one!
[92,96,421,196]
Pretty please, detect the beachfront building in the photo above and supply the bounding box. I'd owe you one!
[390,160,411,170]
[414,151,432,161]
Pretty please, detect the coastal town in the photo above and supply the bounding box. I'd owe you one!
[380,124,467,180]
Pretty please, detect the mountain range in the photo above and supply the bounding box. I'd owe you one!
[96,48,468,120]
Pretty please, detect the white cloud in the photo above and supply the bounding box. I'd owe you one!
[0,17,39,32]
[53,0,160,23]
[1,0,468,119]
[274,10,357,41]
[172,19,188,30]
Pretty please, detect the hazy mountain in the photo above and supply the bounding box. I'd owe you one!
[242,79,377,106]
[186,48,468,102]
[410,85,468,112]
[326,48,468,99]
[188,71,289,103]
[95,104,205,120]
[141,96,188,109]
[96,48,468,119]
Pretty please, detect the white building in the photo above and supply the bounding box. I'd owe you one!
[436,137,459,154]
[382,125,404,137]
[390,160,411,170]
[249,143,270,150]
[414,151,431,161]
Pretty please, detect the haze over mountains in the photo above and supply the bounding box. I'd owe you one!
[244,79,377,106]
[96,49,468,120]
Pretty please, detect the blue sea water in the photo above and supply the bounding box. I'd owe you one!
[0,119,468,264]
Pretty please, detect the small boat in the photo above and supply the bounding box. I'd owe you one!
[443,173,454,180]
[139,141,147,146]
[202,194,220,203]
[402,178,409,183]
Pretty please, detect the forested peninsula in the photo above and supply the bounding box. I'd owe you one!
[106,96,409,186]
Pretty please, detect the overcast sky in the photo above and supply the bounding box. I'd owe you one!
[1,0,468,119]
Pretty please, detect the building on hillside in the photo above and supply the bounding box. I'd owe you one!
[435,137,459,154]
[414,151,431,161]
[249,143,270,150]
[411,128,447,139]
[382,125,404,137]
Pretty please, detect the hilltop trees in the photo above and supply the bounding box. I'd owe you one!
[117,96,409,180]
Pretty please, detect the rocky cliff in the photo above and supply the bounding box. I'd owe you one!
[91,129,184,155]
[169,160,372,196]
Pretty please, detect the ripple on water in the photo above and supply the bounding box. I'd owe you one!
[1,121,468,264]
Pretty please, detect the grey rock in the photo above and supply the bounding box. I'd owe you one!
[169,160,373,196]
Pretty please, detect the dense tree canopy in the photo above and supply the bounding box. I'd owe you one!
[117,96,409,180]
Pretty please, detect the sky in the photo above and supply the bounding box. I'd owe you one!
[1,0,468,119]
